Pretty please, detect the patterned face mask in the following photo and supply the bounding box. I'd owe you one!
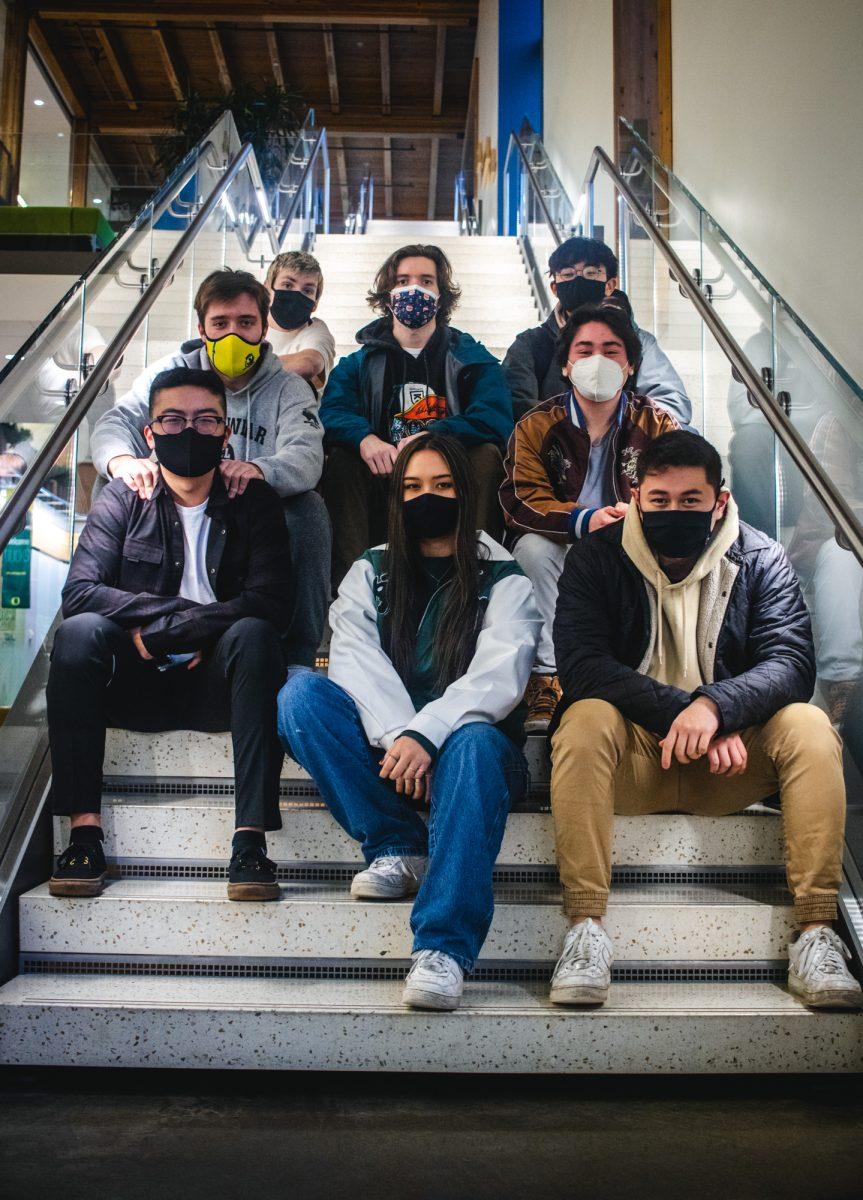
[390,285,438,329]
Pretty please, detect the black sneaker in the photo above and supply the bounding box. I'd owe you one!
[228,844,280,901]
[49,838,107,897]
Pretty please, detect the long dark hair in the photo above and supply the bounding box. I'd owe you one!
[383,433,486,691]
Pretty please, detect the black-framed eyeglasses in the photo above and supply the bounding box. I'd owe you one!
[150,414,225,436]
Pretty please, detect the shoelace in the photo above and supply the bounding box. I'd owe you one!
[796,927,850,978]
[56,844,99,870]
[371,855,409,876]
[562,923,607,974]
[413,950,458,979]
[233,847,276,874]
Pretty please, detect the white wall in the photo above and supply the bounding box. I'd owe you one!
[672,0,863,380]
[543,0,615,239]
[475,0,499,233]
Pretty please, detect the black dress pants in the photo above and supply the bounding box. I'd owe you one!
[47,612,287,830]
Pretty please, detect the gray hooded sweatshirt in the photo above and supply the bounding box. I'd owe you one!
[90,340,324,497]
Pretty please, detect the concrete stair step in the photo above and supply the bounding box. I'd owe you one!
[57,805,785,867]
[19,878,796,961]
[1,973,857,1072]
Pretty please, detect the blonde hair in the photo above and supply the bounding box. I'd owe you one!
[265,251,324,299]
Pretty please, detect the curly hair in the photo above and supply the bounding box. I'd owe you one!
[367,244,462,324]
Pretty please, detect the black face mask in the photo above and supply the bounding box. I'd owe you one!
[270,289,315,330]
[152,428,224,478]
[403,493,459,540]
[556,276,607,314]
[641,508,715,559]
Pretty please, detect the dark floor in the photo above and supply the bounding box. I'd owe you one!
[1,1070,862,1200]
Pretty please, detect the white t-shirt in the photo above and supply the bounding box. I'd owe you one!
[267,316,336,386]
[176,500,217,605]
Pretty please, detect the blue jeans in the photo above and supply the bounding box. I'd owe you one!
[277,672,528,972]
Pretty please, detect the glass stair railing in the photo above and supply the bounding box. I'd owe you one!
[506,119,863,958]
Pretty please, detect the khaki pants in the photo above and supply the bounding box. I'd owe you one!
[550,699,845,925]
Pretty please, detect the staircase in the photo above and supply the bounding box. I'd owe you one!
[313,225,541,363]
[0,726,861,1072]
[1,222,861,1073]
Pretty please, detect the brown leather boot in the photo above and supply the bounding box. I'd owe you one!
[524,673,562,733]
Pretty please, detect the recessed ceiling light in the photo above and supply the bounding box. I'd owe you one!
[93,197,102,204]
[33,98,45,107]
[57,131,64,138]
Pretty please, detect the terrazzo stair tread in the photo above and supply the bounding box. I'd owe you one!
[102,729,552,783]
[1,974,859,1073]
[56,808,785,867]
[19,879,797,961]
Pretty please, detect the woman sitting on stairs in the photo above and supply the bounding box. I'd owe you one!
[277,432,540,1011]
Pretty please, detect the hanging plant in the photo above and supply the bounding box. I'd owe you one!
[156,83,307,188]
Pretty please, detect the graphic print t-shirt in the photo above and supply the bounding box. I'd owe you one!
[383,335,448,443]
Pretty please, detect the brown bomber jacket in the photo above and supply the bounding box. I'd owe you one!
[499,390,679,543]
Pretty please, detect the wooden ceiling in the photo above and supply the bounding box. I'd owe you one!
[25,1,478,222]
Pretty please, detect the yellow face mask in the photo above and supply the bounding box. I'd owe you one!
[205,332,262,378]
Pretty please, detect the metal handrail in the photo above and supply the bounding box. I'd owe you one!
[276,124,329,246]
[510,128,863,568]
[346,173,374,234]
[0,141,257,554]
[453,171,478,235]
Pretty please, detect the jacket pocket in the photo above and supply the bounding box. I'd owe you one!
[122,537,163,565]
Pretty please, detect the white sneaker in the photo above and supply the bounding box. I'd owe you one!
[549,918,614,1006]
[787,926,863,1009]
[350,854,427,900]
[402,950,464,1011]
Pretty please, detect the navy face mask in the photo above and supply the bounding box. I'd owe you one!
[403,492,459,539]
[641,508,714,558]
[270,289,315,330]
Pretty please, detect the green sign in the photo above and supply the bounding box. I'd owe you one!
[2,529,31,609]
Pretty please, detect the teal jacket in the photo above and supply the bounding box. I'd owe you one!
[328,533,542,752]
[319,318,515,451]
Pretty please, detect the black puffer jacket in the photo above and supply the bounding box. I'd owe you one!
[552,518,815,736]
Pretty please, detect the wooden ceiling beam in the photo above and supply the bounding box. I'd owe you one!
[90,105,464,137]
[379,26,390,117]
[322,24,340,114]
[206,23,232,95]
[382,132,393,218]
[149,23,185,103]
[432,24,446,117]
[94,21,137,110]
[427,135,439,220]
[35,3,477,27]
[265,26,284,89]
[28,17,86,119]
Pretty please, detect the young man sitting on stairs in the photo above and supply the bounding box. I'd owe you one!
[548,430,863,1011]
[499,305,679,732]
[48,367,292,902]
